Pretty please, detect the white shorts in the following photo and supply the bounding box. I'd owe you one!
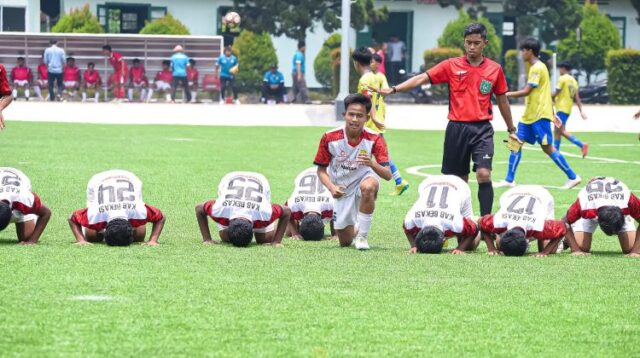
[131,81,146,88]
[13,80,28,87]
[11,211,37,224]
[572,216,637,234]
[188,81,195,87]
[64,81,78,88]
[217,222,277,234]
[332,174,379,230]
[36,80,47,87]
[155,81,171,91]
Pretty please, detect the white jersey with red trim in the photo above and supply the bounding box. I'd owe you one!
[287,167,334,218]
[494,185,554,232]
[86,170,147,225]
[578,177,630,211]
[404,175,472,234]
[0,167,36,216]
[212,172,273,223]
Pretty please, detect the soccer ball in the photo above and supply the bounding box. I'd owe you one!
[224,11,241,27]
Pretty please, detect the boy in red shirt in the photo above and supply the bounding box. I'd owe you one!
[187,59,199,103]
[128,58,148,102]
[62,57,81,101]
[33,60,48,101]
[81,62,102,102]
[10,57,32,100]
[0,64,12,129]
[147,60,172,102]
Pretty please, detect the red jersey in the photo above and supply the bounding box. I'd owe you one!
[11,66,32,81]
[480,215,566,240]
[108,51,125,71]
[0,65,11,96]
[427,56,508,122]
[155,70,173,83]
[83,70,101,85]
[187,67,199,82]
[203,200,282,229]
[63,66,80,82]
[37,63,48,80]
[70,204,163,232]
[565,179,640,225]
[130,66,147,83]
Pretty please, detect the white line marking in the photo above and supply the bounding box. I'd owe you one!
[167,138,196,142]
[70,295,115,301]
[598,144,640,147]
[522,146,640,165]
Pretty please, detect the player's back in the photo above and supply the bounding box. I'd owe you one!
[214,171,273,222]
[87,170,143,207]
[0,167,31,192]
[499,185,554,219]
[555,74,578,114]
[290,167,333,210]
[578,177,631,210]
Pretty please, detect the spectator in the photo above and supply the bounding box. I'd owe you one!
[292,41,309,104]
[187,59,199,103]
[128,58,149,102]
[261,64,285,104]
[33,57,48,101]
[62,57,80,101]
[170,45,191,103]
[216,46,239,104]
[0,63,13,130]
[376,43,387,76]
[10,57,32,101]
[102,45,128,100]
[147,60,173,102]
[387,35,406,85]
[43,39,65,101]
[82,62,101,102]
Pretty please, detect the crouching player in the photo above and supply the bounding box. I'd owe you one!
[403,175,478,254]
[480,185,565,256]
[68,170,166,246]
[286,167,335,241]
[195,171,291,247]
[563,177,640,257]
[314,94,392,250]
[0,167,52,245]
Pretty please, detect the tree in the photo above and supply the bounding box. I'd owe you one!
[232,31,278,92]
[437,10,501,60]
[232,0,387,41]
[314,33,342,88]
[557,1,621,84]
[139,13,190,35]
[52,4,103,33]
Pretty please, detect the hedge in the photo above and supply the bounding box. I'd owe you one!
[232,31,278,92]
[606,49,640,104]
[330,47,359,97]
[314,33,341,89]
[139,13,190,35]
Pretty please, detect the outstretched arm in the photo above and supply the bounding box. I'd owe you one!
[288,214,301,240]
[378,73,430,96]
[574,91,587,119]
[21,205,51,244]
[195,203,217,244]
[506,84,534,99]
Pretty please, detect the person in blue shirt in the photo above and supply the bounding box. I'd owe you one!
[43,39,66,101]
[170,45,191,103]
[216,46,239,104]
[292,41,309,104]
[261,64,285,104]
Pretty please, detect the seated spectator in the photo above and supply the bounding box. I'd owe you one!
[128,58,149,102]
[261,64,285,104]
[147,60,172,102]
[187,59,199,103]
[10,57,32,101]
[62,57,81,101]
[34,59,48,101]
[82,62,102,102]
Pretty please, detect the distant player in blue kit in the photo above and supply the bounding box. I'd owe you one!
[552,61,588,157]
[495,38,581,190]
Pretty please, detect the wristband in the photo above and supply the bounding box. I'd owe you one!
[391,86,397,94]
[508,127,517,134]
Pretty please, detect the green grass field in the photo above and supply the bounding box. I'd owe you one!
[1,121,639,357]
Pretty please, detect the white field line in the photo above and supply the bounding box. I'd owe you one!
[69,295,115,301]
[598,144,640,147]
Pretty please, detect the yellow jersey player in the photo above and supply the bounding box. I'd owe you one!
[352,47,409,196]
[552,61,588,157]
[495,38,581,190]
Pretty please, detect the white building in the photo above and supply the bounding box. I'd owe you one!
[1,0,638,87]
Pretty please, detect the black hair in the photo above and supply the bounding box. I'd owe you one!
[50,39,58,45]
[520,37,541,57]
[597,206,625,236]
[104,218,133,246]
[500,228,528,256]
[133,58,141,64]
[299,214,324,241]
[88,62,95,67]
[464,23,488,40]
[162,60,171,66]
[343,93,372,114]
[17,57,25,61]
[0,201,11,232]
[228,219,253,247]
[298,41,306,49]
[189,59,196,65]
[558,61,572,70]
[352,47,372,66]
[415,226,445,254]
[372,53,382,63]
[67,57,75,62]
[102,45,112,51]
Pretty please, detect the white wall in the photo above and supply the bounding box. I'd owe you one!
[598,0,640,49]
[0,0,39,32]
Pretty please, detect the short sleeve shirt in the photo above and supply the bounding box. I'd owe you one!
[555,74,578,115]
[218,55,238,79]
[522,61,554,124]
[292,51,305,75]
[263,70,285,86]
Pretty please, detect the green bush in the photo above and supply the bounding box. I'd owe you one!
[139,13,190,35]
[232,31,278,92]
[52,4,103,33]
[330,48,359,97]
[437,10,501,60]
[314,33,342,89]
[606,49,640,104]
[423,48,463,99]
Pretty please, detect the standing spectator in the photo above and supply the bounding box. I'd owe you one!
[170,45,191,103]
[292,41,309,104]
[0,63,13,130]
[216,46,239,104]
[33,58,48,101]
[43,39,65,101]
[187,59,199,103]
[376,42,387,76]
[387,35,406,85]
[102,45,128,100]
[261,64,285,104]
[10,57,32,100]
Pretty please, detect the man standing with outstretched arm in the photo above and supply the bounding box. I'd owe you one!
[378,23,518,217]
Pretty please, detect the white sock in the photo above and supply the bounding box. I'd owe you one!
[33,86,42,99]
[94,92,99,102]
[146,89,153,101]
[12,89,17,98]
[356,213,373,236]
[25,89,30,98]
[140,89,146,101]
[82,92,87,101]
[128,88,134,101]
[192,91,197,101]
[165,93,171,102]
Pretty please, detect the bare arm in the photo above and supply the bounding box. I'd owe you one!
[533,237,562,256]
[360,157,391,181]
[506,85,534,99]
[496,94,516,134]
[452,236,474,254]
[147,216,166,245]
[296,63,302,81]
[405,230,417,253]
[195,203,218,244]
[574,91,587,119]
[21,205,51,244]
[288,213,301,239]
[484,231,500,255]
[0,95,13,130]
[562,218,589,255]
[271,205,291,245]
[317,166,344,199]
[626,225,640,256]
[378,72,430,96]
[68,215,89,244]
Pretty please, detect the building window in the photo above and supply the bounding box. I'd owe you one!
[97,4,165,34]
[609,16,626,48]
[150,7,167,21]
[1,6,26,31]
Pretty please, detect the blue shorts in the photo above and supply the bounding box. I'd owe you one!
[517,119,553,145]
[556,111,570,125]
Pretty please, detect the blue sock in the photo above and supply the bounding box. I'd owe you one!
[505,150,522,183]
[568,135,584,149]
[554,139,561,151]
[550,151,577,180]
[390,160,402,185]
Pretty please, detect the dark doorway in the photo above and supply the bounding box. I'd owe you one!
[105,3,150,33]
[2,7,26,31]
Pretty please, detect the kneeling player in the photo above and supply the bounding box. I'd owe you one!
[68,170,166,246]
[286,167,335,241]
[314,94,392,250]
[563,177,640,256]
[195,171,291,247]
[480,185,565,256]
[403,175,478,254]
[0,167,52,245]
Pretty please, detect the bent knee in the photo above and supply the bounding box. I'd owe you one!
[360,180,379,196]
